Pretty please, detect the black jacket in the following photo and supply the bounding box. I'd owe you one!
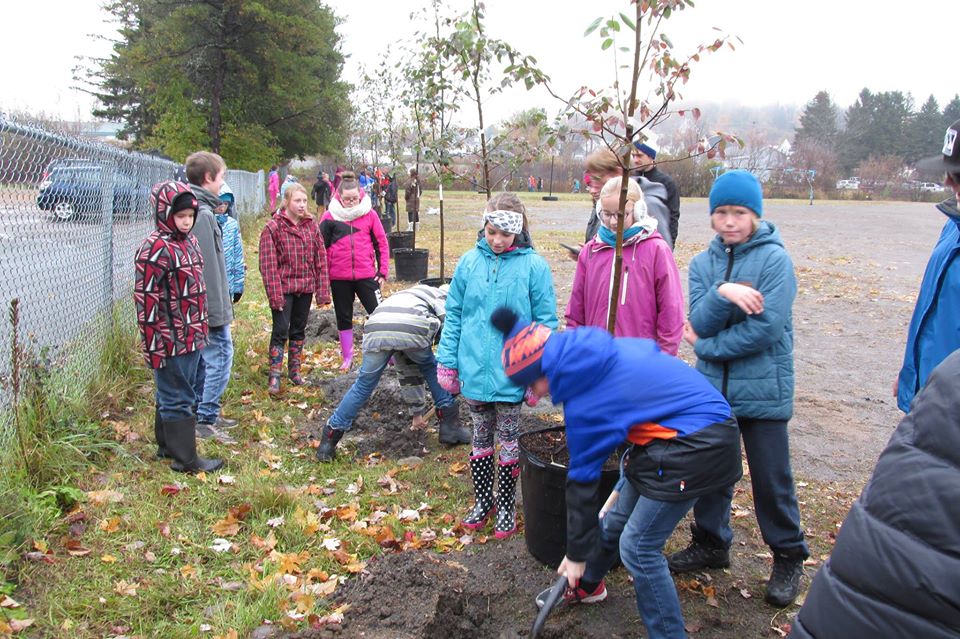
[792,349,960,639]
[311,178,332,207]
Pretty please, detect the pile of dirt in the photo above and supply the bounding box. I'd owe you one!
[302,307,354,346]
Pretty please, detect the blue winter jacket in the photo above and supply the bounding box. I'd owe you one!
[897,197,960,413]
[437,236,557,403]
[688,220,796,420]
[542,328,740,561]
[216,212,245,296]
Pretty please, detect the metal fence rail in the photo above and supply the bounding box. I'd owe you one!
[0,115,264,452]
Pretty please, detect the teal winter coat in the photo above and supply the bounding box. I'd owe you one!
[437,236,558,403]
[687,221,796,420]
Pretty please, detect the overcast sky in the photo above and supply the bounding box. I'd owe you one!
[1,0,954,130]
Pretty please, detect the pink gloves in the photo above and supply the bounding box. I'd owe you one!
[524,387,540,408]
[437,365,461,394]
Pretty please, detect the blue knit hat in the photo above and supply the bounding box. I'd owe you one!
[709,170,763,217]
[633,141,657,160]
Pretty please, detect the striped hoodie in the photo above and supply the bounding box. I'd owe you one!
[362,285,446,353]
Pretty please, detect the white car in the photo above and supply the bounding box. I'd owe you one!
[920,182,944,193]
[836,179,859,190]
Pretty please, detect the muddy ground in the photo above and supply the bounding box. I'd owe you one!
[286,198,945,638]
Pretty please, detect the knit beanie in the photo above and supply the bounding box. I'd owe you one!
[170,191,198,215]
[633,141,657,160]
[491,307,552,388]
[709,170,763,217]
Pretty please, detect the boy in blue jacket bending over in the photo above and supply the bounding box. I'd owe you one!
[491,308,741,639]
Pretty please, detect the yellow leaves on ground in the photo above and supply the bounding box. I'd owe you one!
[293,506,321,536]
[85,490,123,505]
[212,503,252,537]
[0,618,34,634]
[113,579,139,597]
[98,517,122,533]
[448,461,468,476]
[213,630,239,639]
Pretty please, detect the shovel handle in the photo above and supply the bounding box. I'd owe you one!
[599,488,620,520]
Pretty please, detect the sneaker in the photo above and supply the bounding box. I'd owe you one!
[196,421,237,445]
[667,539,730,573]
[215,416,239,430]
[765,553,804,607]
[535,580,607,609]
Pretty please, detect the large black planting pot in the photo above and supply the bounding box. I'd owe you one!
[393,248,429,282]
[518,426,619,568]
[387,231,414,257]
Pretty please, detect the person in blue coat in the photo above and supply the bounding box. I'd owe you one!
[669,170,809,608]
[216,183,246,304]
[896,118,960,413]
[436,192,557,539]
[491,308,741,639]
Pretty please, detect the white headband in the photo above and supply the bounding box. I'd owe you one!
[483,209,524,235]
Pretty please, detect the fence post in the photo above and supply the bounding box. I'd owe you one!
[101,160,116,312]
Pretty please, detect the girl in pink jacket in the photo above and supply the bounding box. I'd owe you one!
[320,171,390,370]
[565,176,684,355]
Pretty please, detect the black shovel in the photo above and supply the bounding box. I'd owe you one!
[530,574,569,638]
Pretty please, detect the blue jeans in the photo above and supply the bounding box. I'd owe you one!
[155,350,202,423]
[692,418,808,555]
[328,347,453,431]
[385,201,397,225]
[194,323,234,424]
[616,483,698,639]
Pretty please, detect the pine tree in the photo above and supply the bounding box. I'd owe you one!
[907,95,943,162]
[944,94,960,126]
[795,91,839,146]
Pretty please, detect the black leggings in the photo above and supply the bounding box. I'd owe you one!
[331,278,381,331]
[270,293,313,349]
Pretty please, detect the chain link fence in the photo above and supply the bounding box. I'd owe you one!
[0,115,265,453]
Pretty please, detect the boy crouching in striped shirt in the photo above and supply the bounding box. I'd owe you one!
[316,284,471,461]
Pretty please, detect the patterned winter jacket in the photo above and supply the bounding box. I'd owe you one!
[134,182,208,369]
[319,193,389,281]
[259,209,332,310]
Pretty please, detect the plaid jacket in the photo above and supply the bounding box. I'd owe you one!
[259,210,331,310]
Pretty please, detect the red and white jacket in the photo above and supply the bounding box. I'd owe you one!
[134,182,208,369]
[319,192,389,281]
[258,209,332,310]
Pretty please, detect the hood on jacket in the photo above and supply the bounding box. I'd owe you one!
[708,218,784,258]
[937,195,959,223]
[151,181,197,239]
[190,183,221,210]
[218,183,236,218]
[542,327,621,405]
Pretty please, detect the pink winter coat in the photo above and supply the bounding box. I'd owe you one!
[318,194,389,281]
[564,231,684,355]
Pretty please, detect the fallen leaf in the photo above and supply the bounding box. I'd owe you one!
[266,516,285,528]
[398,509,420,522]
[180,564,197,580]
[345,476,364,495]
[210,538,233,553]
[213,630,239,639]
[321,537,341,551]
[100,554,118,564]
[99,517,122,533]
[160,484,184,496]
[217,475,236,485]
[114,579,139,596]
[739,588,751,598]
[64,538,92,557]
[157,521,172,538]
[448,462,468,476]
[0,595,20,608]
[86,490,124,505]
[9,618,34,633]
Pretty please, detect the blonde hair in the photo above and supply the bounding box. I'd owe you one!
[584,149,620,176]
[598,176,642,202]
[282,183,308,205]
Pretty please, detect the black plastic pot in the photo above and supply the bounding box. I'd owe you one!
[379,212,393,235]
[418,277,452,288]
[519,426,619,568]
[387,231,414,257]
[394,248,430,282]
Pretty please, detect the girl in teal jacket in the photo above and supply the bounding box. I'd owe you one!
[669,170,809,609]
[437,193,557,539]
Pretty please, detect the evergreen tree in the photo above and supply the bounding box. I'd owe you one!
[944,94,960,126]
[907,95,943,162]
[838,89,912,173]
[78,0,350,168]
[795,90,839,146]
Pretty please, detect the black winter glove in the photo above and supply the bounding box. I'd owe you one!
[232,292,243,304]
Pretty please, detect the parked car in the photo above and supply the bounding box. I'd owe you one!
[920,182,945,193]
[836,179,859,190]
[37,160,150,222]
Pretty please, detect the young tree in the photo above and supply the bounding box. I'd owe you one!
[543,1,740,332]
[795,90,839,146]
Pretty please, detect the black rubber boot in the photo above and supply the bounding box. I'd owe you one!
[154,408,171,460]
[765,550,805,607]
[667,523,731,573]
[494,460,520,539]
[437,400,471,445]
[164,416,224,473]
[462,451,495,530]
[316,423,345,462]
